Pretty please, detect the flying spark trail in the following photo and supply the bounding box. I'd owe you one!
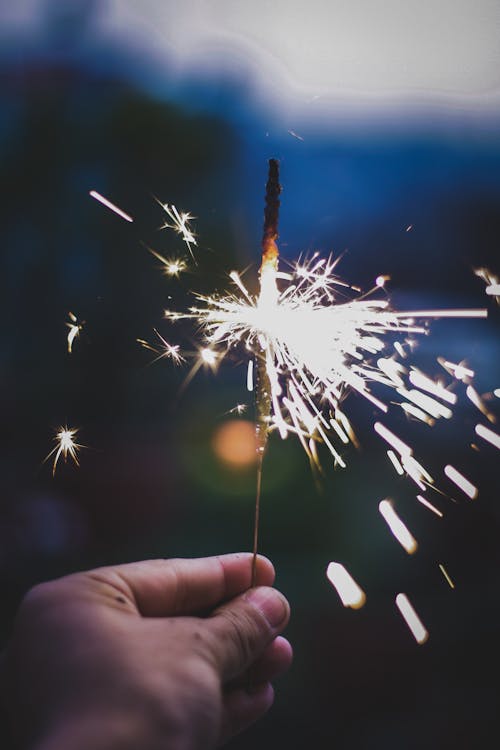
[89,190,134,222]
[45,426,82,476]
[395,593,429,644]
[326,562,366,609]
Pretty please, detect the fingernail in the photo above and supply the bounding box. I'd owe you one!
[246,586,288,628]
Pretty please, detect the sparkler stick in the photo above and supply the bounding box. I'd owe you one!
[251,158,282,587]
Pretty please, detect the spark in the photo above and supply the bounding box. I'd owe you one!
[66,311,84,354]
[444,464,478,500]
[379,499,418,554]
[395,593,429,644]
[475,423,500,450]
[89,190,133,222]
[475,267,500,303]
[225,404,248,416]
[416,494,443,518]
[466,385,496,423]
[147,246,187,277]
[137,330,185,365]
[326,562,366,609]
[439,563,455,589]
[45,426,82,476]
[387,449,404,476]
[158,202,197,257]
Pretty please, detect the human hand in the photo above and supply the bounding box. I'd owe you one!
[3,553,292,750]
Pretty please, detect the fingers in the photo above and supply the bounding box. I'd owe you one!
[87,553,275,617]
[205,586,291,682]
[230,636,293,688]
[218,683,275,746]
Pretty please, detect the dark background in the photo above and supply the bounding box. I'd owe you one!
[1,3,500,748]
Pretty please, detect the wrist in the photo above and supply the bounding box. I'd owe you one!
[33,711,187,750]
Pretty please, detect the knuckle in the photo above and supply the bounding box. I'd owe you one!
[216,606,261,668]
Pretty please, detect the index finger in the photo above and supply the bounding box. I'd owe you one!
[87,553,275,617]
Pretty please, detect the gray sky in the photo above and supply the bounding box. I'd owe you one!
[4,0,500,114]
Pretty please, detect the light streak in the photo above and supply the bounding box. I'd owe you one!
[444,464,478,500]
[45,426,82,476]
[387,450,404,475]
[466,385,496,423]
[66,311,83,354]
[379,499,418,554]
[439,563,455,589]
[416,494,443,518]
[326,562,366,609]
[89,190,133,222]
[475,423,500,450]
[395,593,429,644]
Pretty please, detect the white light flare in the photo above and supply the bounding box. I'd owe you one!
[395,593,429,645]
[89,190,133,222]
[444,464,478,500]
[379,499,418,554]
[326,562,366,609]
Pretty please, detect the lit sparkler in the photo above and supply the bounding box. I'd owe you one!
[150,160,494,636]
[45,426,82,476]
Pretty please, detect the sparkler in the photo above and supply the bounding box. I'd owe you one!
[147,160,496,642]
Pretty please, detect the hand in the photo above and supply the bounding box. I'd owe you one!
[3,553,292,750]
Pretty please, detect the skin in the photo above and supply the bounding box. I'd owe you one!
[2,553,292,750]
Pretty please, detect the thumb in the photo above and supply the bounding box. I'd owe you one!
[205,586,290,682]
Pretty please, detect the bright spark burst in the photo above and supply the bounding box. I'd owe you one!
[137,330,185,365]
[158,202,197,257]
[164,253,487,484]
[146,246,187,277]
[66,311,84,354]
[45,426,82,476]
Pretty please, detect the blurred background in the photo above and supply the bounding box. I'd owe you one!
[1,1,500,747]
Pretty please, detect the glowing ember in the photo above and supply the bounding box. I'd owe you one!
[395,593,429,644]
[379,499,418,554]
[326,562,366,609]
[89,190,133,222]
